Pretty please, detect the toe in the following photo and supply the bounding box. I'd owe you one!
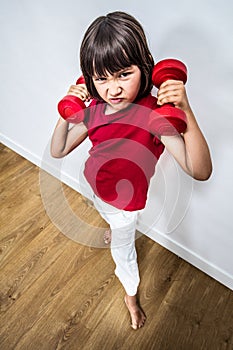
[131,323,138,330]
[104,229,111,244]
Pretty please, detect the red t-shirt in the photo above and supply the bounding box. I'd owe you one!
[83,94,164,211]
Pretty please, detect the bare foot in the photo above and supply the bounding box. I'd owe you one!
[124,294,146,330]
[104,229,111,245]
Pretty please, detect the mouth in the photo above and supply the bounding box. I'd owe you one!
[109,98,124,104]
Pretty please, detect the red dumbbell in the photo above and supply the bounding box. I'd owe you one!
[149,58,188,136]
[57,76,86,123]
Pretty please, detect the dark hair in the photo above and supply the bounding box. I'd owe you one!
[80,11,154,101]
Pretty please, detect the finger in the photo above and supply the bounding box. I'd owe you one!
[67,86,89,100]
[67,91,86,101]
[158,85,185,105]
[157,89,179,103]
[158,85,183,99]
[74,86,90,100]
[70,85,86,93]
[159,79,184,89]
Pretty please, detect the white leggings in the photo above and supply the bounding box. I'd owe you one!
[92,194,140,296]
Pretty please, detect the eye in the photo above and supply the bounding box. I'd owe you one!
[118,68,134,79]
[119,71,131,78]
[94,76,107,82]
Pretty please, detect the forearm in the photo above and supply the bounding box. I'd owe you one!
[157,79,212,180]
[182,106,212,180]
[160,105,212,180]
[50,117,87,158]
[50,118,69,157]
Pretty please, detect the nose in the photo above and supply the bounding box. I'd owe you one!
[108,79,122,96]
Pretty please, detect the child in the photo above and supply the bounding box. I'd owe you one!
[51,11,212,330]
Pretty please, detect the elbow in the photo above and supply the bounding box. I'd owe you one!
[51,152,63,159]
[193,163,213,181]
[50,147,65,159]
[193,172,212,181]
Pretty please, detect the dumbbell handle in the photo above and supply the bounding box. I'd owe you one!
[149,58,188,136]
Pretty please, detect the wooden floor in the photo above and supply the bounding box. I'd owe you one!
[0,144,232,350]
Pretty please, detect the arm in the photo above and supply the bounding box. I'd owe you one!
[157,80,212,181]
[50,84,89,158]
[50,118,88,158]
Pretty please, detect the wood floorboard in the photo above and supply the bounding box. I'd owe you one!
[0,144,232,350]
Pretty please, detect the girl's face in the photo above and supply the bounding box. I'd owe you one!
[92,65,141,114]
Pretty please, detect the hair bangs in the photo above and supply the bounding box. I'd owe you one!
[91,39,135,78]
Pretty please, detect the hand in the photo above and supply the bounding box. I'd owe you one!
[157,79,190,112]
[67,84,91,102]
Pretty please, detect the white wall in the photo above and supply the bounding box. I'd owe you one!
[1,0,233,289]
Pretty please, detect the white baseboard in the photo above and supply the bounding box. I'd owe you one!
[1,134,232,291]
[1,134,42,168]
[138,220,233,290]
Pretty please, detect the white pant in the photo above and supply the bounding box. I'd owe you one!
[79,173,141,296]
[92,194,140,296]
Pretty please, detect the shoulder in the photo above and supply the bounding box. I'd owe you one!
[136,93,158,110]
[84,98,104,128]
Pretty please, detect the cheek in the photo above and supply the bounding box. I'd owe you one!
[94,84,104,97]
[128,81,141,97]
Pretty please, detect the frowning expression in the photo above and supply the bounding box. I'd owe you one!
[92,65,141,115]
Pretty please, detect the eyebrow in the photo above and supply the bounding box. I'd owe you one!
[118,66,133,72]
[93,66,133,78]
